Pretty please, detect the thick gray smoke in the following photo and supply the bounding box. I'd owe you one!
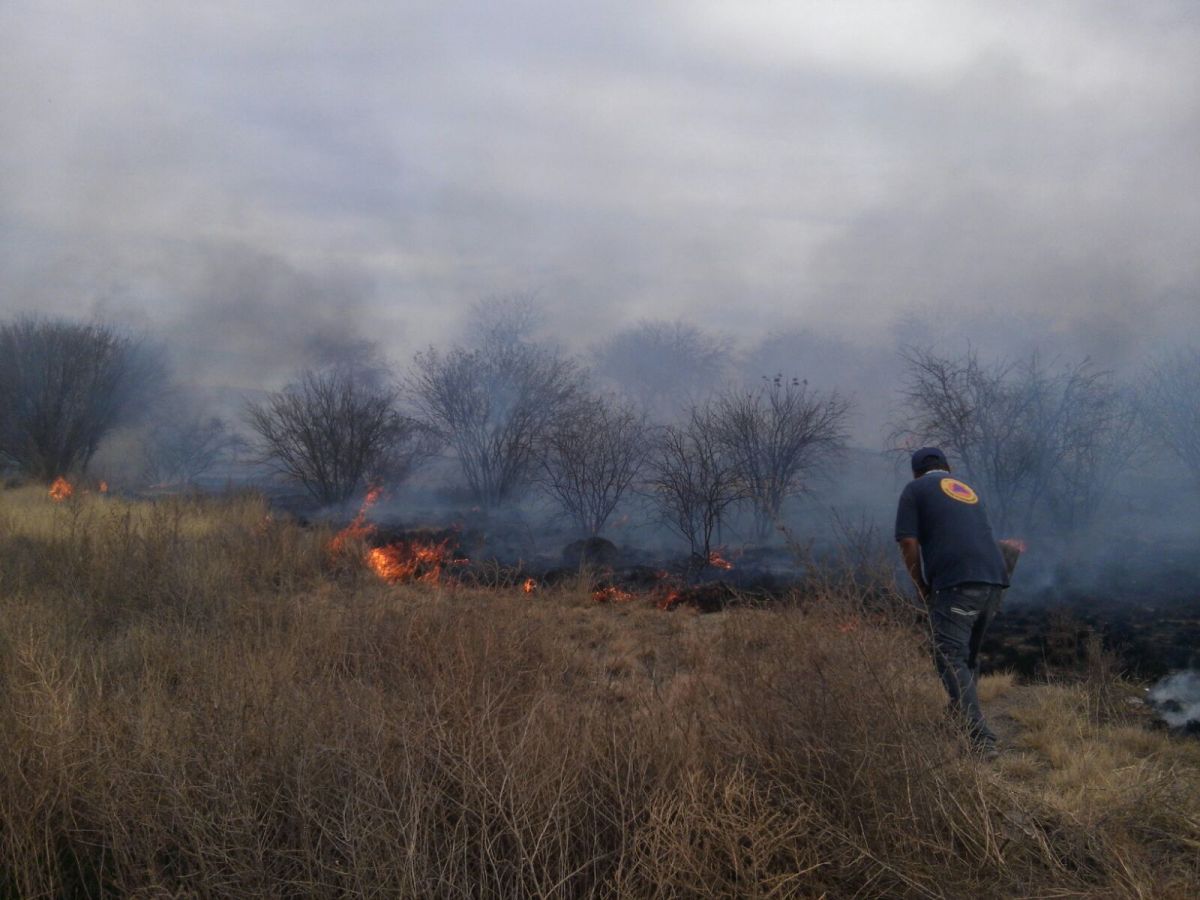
[4,3,1198,382]
[2,3,1198,611]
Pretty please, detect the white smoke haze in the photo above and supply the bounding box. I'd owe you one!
[3,2,1199,572]
[4,1,1197,372]
[1148,672,1200,729]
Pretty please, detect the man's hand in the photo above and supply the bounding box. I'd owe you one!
[897,537,930,601]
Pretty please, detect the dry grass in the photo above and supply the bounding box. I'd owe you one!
[0,487,1198,898]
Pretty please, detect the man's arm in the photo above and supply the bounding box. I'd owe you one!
[897,537,930,601]
[894,484,928,600]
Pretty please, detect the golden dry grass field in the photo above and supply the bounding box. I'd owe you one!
[1,486,1198,898]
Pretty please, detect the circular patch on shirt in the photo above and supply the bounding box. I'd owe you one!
[939,477,979,504]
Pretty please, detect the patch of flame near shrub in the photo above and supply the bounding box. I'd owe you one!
[327,488,382,558]
[707,549,734,570]
[366,539,464,585]
[328,489,467,585]
[656,590,683,611]
[48,477,73,502]
[593,586,636,604]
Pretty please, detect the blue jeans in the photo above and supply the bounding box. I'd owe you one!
[930,583,1004,745]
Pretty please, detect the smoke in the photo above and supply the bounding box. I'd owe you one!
[2,2,1199,601]
[1148,672,1200,729]
[155,243,388,389]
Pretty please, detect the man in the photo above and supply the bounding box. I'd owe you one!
[895,447,1009,756]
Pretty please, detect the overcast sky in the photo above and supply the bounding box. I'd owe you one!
[2,1,1197,388]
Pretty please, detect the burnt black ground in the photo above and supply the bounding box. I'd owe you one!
[982,593,1200,680]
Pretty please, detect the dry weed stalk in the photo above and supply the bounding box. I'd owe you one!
[0,486,1197,897]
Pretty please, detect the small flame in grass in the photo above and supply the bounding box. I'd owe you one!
[592,586,636,604]
[98,481,108,494]
[707,548,734,570]
[366,539,465,585]
[838,617,861,634]
[656,589,683,611]
[326,488,470,586]
[328,487,382,557]
[48,477,73,502]
[522,577,537,595]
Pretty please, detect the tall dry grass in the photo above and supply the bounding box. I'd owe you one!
[0,486,1197,898]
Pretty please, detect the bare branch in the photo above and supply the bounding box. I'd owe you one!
[407,339,585,508]
[141,413,246,488]
[646,406,748,565]
[246,366,431,504]
[0,317,162,481]
[710,375,851,539]
[890,346,1132,534]
[1142,347,1200,489]
[537,396,648,536]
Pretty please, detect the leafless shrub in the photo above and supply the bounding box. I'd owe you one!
[246,367,431,504]
[784,511,905,611]
[0,317,163,481]
[647,406,748,566]
[140,412,246,488]
[591,319,734,421]
[1142,346,1200,488]
[710,375,851,539]
[408,335,585,508]
[537,395,648,536]
[892,347,1133,534]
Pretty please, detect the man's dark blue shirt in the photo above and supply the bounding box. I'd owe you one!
[895,470,1009,591]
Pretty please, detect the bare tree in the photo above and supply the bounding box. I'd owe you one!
[0,317,162,481]
[711,375,851,539]
[141,413,246,488]
[537,396,648,536]
[409,340,585,508]
[1142,347,1200,489]
[246,367,431,504]
[647,407,748,566]
[592,320,733,421]
[892,347,1133,534]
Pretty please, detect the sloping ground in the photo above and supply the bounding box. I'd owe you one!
[980,673,1200,890]
[0,486,1198,897]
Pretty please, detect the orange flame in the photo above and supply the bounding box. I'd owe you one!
[656,589,684,610]
[592,586,636,604]
[366,538,464,584]
[522,577,537,595]
[326,489,471,586]
[98,481,109,494]
[707,548,734,570]
[48,477,73,502]
[328,487,382,557]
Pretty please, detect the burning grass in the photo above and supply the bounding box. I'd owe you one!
[0,486,1198,897]
[327,488,468,586]
[47,476,73,501]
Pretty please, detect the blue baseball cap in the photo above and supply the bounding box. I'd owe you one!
[910,447,949,475]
